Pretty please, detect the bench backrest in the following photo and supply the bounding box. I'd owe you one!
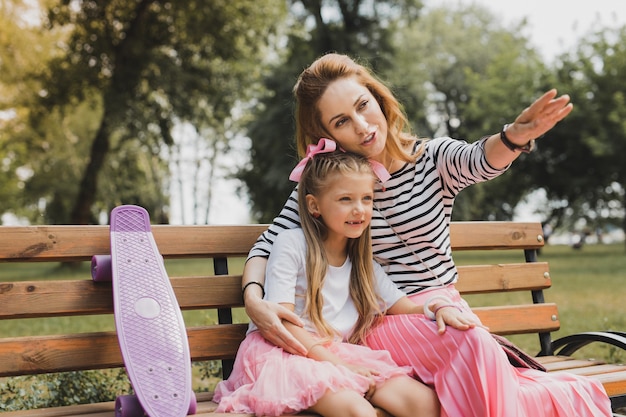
[0,221,552,379]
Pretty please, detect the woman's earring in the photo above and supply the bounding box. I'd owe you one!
[312,212,320,218]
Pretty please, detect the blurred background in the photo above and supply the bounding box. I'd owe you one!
[1,0,625,246]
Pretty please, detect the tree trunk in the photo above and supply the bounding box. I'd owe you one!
[68,0,152,225]
[69,118,110,225]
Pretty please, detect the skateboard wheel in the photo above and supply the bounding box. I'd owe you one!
[188,390,197,415]
[115,395,145,417]
[114,392,195,416]
[91,254,112,281]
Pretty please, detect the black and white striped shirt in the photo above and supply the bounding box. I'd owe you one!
[248,136,507,295]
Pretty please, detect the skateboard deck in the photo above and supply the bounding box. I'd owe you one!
[110,205,192,417]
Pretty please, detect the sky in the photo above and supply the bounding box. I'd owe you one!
[438,0,624,61]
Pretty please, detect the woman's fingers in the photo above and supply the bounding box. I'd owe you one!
[253,301,308,355]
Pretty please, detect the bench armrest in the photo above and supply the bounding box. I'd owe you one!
[551,331,626,356]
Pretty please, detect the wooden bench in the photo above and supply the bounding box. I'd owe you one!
[0,221,625,416]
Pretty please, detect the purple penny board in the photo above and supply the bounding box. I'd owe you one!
[110,205,192,417]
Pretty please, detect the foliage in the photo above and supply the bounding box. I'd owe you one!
[1,0,286,224]
[0,369,129,411]
[2,0,626,232]
[195,360,223,392]
[527,25,626,233]
[0,0,62,222]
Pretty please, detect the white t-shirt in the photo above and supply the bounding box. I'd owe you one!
[250,228,405,341]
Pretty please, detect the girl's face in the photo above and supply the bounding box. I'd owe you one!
[306,171,374,247]
[317,77,388,163]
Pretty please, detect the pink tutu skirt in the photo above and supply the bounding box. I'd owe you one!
[214,331,412,416]
[364,285,612,417]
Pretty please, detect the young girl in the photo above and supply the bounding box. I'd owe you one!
[213,140,460,417]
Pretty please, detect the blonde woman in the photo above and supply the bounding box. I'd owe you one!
[214,143,451,417]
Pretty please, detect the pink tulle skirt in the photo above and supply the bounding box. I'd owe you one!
[213,331,413,416]
[364,285,612,417]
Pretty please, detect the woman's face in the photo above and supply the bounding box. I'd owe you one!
[317,77,388,163]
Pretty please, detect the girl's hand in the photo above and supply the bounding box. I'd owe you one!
[343,364,380,400]
[245,297,308,355]
[432,303,487,335]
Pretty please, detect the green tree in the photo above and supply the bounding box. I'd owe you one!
[530,24,626,235]
[8,0,284,224]
[386,4,549,221]
[0,0,68,223]
[240,2,552,223]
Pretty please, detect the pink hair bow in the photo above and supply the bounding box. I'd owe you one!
[288,138,391,183]
[289,138,337,182]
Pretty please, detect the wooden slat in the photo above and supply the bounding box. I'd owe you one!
[589,371,626,397]
[0,280,112,319]
[541,358,626,398]
[0,225,269,262]
[552,363,626,376]
[0,391,321,417]
[0,324,247,377]
[0,276,244,319]
[450,221,544,250]
[535,355,570,365]
[542,358,606,371]
[0,401,118,417]
[473,304,560,335]
[0,222,543,262]
[456,262,551,294]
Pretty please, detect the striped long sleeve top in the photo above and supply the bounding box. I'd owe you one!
[248,136,507,295]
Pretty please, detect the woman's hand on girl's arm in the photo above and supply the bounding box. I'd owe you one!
[243,257,307,356]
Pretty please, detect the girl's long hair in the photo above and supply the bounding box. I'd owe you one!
[298,151,384,345]
[293,53,425,162]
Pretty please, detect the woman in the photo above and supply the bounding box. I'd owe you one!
[242,53,611,416]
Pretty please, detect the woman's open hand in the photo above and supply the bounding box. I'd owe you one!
[506,89,573,144]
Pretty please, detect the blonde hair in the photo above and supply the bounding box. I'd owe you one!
[297,151,384,345]
[293,53,424,162]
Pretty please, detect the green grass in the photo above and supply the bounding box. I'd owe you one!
[456,243,626,362]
